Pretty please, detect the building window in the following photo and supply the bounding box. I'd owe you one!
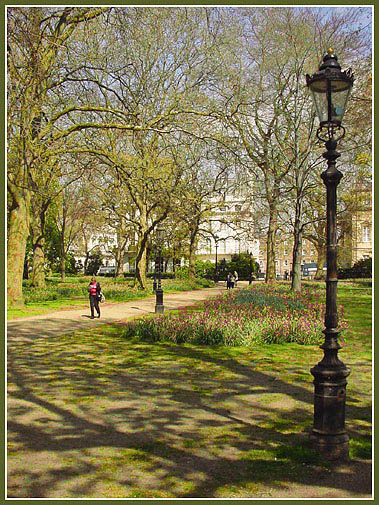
[284,249,288,256]
[302,249,307,256]
[362,226,371,243]
[284,260,288,266]
[275,260,278,267]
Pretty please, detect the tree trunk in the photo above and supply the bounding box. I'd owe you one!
[31,239,46,287]
[7,197,30,307]
[135,246,147,289]
[291,200,303,292]
[266,202,277,283]
[84,251,90,275]
[30,213,46,288]
[60,206,66,282]
[291,227,302,292]
[134,205,148,289]
[60,245,66,282]
[188,232,197,279]
[115,247,124,277]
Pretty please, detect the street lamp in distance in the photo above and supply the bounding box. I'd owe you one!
[306,48,354,460]
[155,224,164,314]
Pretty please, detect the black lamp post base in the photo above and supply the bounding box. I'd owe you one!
[155,288,164,313]
[310,432,350,461]
[310,359,351,461]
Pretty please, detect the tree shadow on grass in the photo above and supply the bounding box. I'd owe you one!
[7,336,372,498]
[7,318,105,341]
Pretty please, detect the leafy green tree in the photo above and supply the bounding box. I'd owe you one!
[7,6,107,305]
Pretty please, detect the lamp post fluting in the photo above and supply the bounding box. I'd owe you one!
[306,49,354,460]
[155,225,164,314]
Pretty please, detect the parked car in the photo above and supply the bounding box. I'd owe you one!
[97,266,116,276]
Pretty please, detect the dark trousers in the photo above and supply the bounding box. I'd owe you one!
[89,295,100,317]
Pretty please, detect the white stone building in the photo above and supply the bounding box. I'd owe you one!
[196,191,259,263]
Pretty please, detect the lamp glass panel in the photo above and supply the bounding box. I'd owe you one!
[330,86,352,123]
[310,87,329,123]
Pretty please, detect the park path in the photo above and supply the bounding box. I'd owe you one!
[7,283,237,342]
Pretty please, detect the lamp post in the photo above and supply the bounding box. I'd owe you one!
[152,269,157,293]
[214,235,219,283]
[155,224,164,313]
[306,49,354,460]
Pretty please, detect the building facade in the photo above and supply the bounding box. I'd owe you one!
[351,190,373,263]
[196,189,260,264]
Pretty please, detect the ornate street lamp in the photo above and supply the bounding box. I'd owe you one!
[306,49,354,460]
[155,224,164,313]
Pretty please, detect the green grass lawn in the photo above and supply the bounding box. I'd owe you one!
[7,279,371,498]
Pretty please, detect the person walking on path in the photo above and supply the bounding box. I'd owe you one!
[233,270,238,287]
[88,276,101,319]
[226,272,233,290]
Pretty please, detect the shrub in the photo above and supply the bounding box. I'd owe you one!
[217,254,260,281]
[338,257,372,279]
[175,266,190,279]
[194,260,216,279]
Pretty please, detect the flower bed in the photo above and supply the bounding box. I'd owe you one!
[122,284,348,346]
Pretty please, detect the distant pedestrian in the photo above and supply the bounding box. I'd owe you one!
[249,272,255,285]
[88,276,101,319]
[226,272,233,290]
[233,270,238,287]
